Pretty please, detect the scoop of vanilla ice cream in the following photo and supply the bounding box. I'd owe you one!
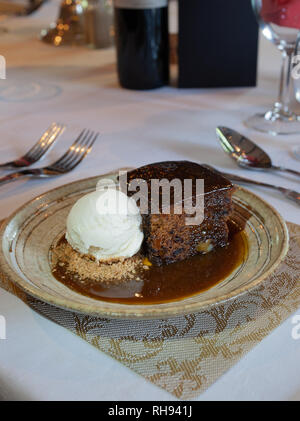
[66,188,143,261]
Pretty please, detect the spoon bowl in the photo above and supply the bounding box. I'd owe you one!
[216,126,300,177]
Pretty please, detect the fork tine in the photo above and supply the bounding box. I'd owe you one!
[29,124,65,161]
[26,123,63,161]
[60,130,95,168]
[25,123,58,158]
[51,129,90,167]
[66,132,99,171]
[57,129,92,167]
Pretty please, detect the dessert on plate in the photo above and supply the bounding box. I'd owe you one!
[51,161,245,304]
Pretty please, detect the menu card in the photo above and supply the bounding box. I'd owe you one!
[178,0,259,88]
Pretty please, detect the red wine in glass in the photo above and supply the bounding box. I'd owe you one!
[245,0,300,136]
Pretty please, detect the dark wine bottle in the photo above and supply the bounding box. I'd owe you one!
[114,0,169,90]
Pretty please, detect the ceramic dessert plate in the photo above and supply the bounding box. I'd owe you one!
[0,172,289,319]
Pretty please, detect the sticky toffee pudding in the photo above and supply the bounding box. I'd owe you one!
[50,161,246,305]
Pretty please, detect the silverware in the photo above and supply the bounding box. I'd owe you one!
[0,123,65,170]
[216,126,300,177]
[0,129,99,187]
[203,164,300,206]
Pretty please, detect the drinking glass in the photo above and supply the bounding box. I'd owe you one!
[0,1,61,102]
[0,0,45,32]
[245,0,300,135]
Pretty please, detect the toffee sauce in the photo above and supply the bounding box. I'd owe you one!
[51,222,247,305]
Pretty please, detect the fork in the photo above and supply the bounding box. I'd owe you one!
[0,122,65,170]
[0,129,99,187]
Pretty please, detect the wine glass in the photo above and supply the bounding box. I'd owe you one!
[0,0,62,102]
[0,0,45,33]
[245,0,300,135]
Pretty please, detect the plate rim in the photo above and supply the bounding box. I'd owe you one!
[0,173,289,319]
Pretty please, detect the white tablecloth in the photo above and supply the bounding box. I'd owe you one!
[0,0,299,401]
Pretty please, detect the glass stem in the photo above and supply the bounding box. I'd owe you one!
[275,49,294,116]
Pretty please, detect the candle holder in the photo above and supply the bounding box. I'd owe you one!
[40,0,113,48]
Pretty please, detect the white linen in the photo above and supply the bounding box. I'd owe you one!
[0,0,299,401]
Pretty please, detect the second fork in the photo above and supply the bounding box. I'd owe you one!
[0,129,99,187]
[0,122,65,170]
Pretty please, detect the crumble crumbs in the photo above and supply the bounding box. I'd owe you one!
[51,237,148,284]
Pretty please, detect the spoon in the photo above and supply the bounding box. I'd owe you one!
[203,164,300,206]
[216,126,300,177]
